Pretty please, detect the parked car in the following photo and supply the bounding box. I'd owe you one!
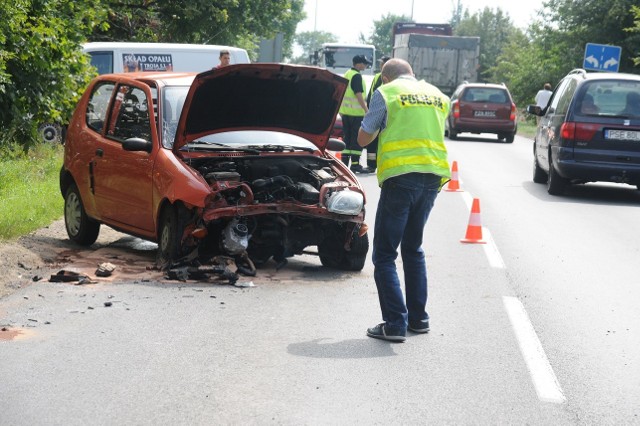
[60,64,369,271]
[527,68,640,195]
[446,82,517,142]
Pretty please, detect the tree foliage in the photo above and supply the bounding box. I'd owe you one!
[490,0,640,108]
[455,7,522,82]
[291,31,338,64]
[0,0,106,147]
[1,0,307,149]
[91,0,305,59]
[359,13,413,60]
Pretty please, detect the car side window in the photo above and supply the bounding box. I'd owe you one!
[86,82,114,133]
[547,78,577,117]
[107,85,152,141]
[555,79,577,115]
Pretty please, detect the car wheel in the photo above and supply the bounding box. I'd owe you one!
[156,205,183,267]
[533,150,548,184]
[505,133,515,143]
[547,156,568,195]
[319,226,369,271]
[342,231,369,271]
[449,129,458,140]
[64,183,100,246]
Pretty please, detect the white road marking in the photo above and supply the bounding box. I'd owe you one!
[503,296,567,404]
[481,228,505,269]
[461,191,473,209]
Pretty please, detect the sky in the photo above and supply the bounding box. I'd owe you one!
[296,0,546,45]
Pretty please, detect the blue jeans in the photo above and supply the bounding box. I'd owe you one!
[372,172,441,332]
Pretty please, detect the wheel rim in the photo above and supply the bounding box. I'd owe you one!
[159,222,171,253]
[65,192,82,236]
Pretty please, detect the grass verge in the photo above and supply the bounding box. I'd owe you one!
[0,144,64,241]
[517,119,537,139]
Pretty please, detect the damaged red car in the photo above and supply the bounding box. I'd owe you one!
[60,64,369,271]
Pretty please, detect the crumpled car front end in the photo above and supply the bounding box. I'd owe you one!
[160,63,369,272]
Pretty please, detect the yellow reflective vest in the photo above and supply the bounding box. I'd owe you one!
[376,77,451,187]
[339,68,366,117]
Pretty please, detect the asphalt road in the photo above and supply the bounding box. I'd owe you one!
[1,133,638,424]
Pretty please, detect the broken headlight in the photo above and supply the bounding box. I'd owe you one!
[326,189,364,215]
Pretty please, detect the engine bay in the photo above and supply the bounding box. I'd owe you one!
[186,155,340,204]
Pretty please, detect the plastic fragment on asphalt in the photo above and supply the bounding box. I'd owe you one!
[95,262,117,277]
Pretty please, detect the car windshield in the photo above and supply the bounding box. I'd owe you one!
[463,87,509,103]
[579,80,640,117]
[161,86,190,148]
[323,47,372,69]
[184,130,318,151]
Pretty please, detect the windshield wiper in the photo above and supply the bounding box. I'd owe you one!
[182,141,260,154]
[246,144,316,153]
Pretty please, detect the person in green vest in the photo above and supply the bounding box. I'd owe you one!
[357,58,451,342]
[339,54,371,174]
[364,55,390,173]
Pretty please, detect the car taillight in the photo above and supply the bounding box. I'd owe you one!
[560,122,575,140]
[509,103,516,121]
[575,123,600,141]
[452,100,460,119]
[560,122,599,141]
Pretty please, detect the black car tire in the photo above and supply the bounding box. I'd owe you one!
[342,232,369,271]
[505,133,515,143]
[547,156,568,195]
[156,204,184,268]
[64,183,100,246]
[449,129,458,140]
[533,151,548,184]
[319,227,369,271]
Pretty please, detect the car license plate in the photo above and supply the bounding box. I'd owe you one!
[474,110,496,117]
[605,129,640,141]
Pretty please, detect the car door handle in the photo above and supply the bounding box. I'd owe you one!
[96,149,103,157]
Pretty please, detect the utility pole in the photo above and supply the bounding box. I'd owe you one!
[314,0,318,31]
[411,0,414,20]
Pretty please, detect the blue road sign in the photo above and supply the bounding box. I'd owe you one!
[583,43,621,72]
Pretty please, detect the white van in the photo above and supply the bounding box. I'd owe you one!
[83,42,250,75]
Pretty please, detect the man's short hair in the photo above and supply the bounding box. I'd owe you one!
[544,83,552,90]
[381,58,413,81]
[220,50,230,58]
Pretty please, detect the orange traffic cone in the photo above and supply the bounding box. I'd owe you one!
[445,161,463,192]
[460,198,486,244]
[328,150,342,160]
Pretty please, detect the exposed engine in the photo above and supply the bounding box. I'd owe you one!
[190,156,337,205]
[181,155,357,269]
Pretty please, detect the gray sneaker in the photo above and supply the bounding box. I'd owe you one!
[408,320,430,334]
[366,323,406,342]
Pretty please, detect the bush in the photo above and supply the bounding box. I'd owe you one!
[0,1,106,148]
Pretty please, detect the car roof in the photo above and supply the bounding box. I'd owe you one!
[567,69,640,82]
[96,72,197,86]
[459,82,509,90]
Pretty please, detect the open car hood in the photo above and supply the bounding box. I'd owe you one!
[174,63,348,151]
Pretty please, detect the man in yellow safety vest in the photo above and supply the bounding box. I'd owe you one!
[357,58,451,342]
[339,54,371,174]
